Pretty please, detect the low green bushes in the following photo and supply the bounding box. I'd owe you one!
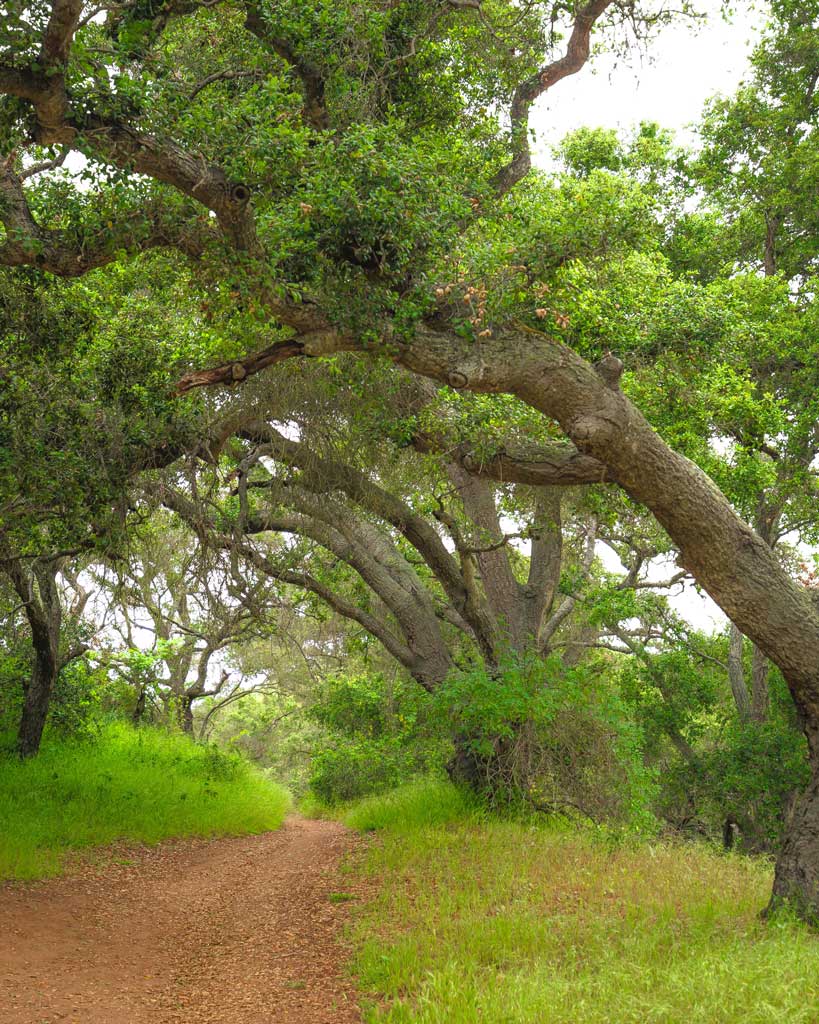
[307,657,658,836]
[433,654,658,829]
[308,672,449,804]
[0,722,290,880]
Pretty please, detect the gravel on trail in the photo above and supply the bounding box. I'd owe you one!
[0,817,364,1023]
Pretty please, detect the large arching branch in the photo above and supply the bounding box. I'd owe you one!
[412,431,614,486]
[245,493,454,678]
[156,481,454,686]
[237,422,500,657]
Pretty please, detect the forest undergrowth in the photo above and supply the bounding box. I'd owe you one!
[327,780,819,1024]
[0,723,290,880]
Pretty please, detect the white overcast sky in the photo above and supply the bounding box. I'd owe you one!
[527,0,766,632]
[532,0,761,158]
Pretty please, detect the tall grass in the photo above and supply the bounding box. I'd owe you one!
[343,778,481,832]
[345,780,819,1024]
[0,722,290,881]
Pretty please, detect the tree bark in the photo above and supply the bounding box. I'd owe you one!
[728,624,752,721]
[10,561,63,758]
[751,645,770,723]
[132,686,147,726]
[179,696,195,735]
[18,625,60,757]
[770,756,819,921]
[446,463,524,644]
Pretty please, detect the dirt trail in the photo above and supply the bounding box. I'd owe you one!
[0,817,364,1024]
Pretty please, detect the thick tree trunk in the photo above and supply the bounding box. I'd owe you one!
[769,735,819,920]
[446,733,518,802]
[18,633,59,758]
[446,737,488,791]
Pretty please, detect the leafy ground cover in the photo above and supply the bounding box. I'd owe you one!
[0,723,290,880]
[340,781,819,1024]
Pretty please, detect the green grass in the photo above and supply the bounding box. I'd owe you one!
[0,722,291,881]
[343,777,481,832]
[343,780,819,1024]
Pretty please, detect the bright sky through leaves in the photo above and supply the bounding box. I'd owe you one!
[532,0,759,162]
[529,1,762,631]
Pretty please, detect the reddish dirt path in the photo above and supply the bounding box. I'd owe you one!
[0,818,364,1024]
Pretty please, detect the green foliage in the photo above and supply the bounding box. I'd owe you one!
[665,712,809,849]
[620,642,809,848]
[348,816,819,1024]
[0,641,113,743]
[265,121,483,332]
[0,722,290,880]
[433,654,658,830]
[307,672,448,804]
[0,264,201,552]
[0,653,25,734]
[695,3,819,281]
[42,659,110,740]
[617,644,722,754]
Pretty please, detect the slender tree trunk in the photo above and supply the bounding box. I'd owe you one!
[764,214,780,278]
[5,559,63,759]
[728,624,752,721]
[180,696,195,735]
[751,646,770,723]
[132,686,147,726]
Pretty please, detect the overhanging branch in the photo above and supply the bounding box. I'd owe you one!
[494,0,615,196]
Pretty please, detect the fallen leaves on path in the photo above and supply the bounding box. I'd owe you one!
[0,817,363,1023]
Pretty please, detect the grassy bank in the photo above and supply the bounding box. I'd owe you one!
[341,781,819,1024]
[0,723,290,881]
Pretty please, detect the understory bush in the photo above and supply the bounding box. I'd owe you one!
[307,658,657,832]
[433,654,658,831]
[0,722,291,880]
[0,654,133,751]
[661,715,809,850]
[620,642,809,849]
[307,672,449,803]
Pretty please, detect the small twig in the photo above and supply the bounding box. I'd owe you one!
[189,69,265,100]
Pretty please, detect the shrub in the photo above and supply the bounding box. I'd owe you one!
[432,653,658,831]
[662,716,809,850]
[643,664,810,850]
[308,672,448,804]
[46,658,111,738]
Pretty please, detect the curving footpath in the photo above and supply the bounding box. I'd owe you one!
[0,817,363,1024]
